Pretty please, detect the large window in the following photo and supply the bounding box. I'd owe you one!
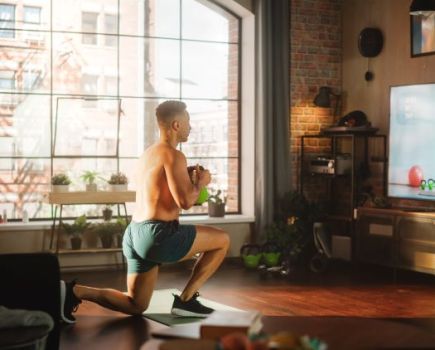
[0,0,240,220]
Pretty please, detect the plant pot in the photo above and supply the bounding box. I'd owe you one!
[70,236,82,250]
[102,208,113,221]
[84,229,99,248]
[100,235,113,249]
[86,183,97,192]
[208,202,225,217]
[109,184,127,192]
[52,185,69,193]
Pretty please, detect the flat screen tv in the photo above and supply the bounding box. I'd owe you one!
[388,83,435,201]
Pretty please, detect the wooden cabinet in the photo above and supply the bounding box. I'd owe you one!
[356,207,435,275]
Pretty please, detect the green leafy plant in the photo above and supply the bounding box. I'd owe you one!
[115,217,128,230]
[51,173,71,186]
[108,172,128,185]
[265,191,326,264]
[208,189,227,205]
[62,215,90,238]
[80,170,101,185]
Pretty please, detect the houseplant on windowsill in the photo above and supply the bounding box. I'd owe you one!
[51,173,71,193]
[102,205,113,221]
[208,189,226,217]
[107,172,128,192]
[80,170,101,192]
[62,215,90,250]
[94,222,118,249]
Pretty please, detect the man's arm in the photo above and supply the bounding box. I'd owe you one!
[164,150,209,210]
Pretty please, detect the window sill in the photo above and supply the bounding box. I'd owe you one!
[0,215,255,232]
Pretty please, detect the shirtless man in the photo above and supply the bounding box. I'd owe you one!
[60,100,230,324]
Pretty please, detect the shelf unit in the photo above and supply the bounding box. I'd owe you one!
[300,133,387,259]
[43,191,135,259]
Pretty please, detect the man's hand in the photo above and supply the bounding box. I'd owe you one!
[197,165,211,187]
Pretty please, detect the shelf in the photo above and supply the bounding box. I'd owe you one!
[43,191,135,205]
[304,172,351,179]
[52,248,122,254]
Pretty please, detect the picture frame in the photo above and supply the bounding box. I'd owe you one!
[411,13,435,57]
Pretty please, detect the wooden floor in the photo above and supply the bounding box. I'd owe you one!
[57,260,435,349]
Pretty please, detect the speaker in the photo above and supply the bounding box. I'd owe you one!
[358,27,383,58]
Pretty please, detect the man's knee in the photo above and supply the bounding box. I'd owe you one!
[220,231,230,250]
[128,296,150,315]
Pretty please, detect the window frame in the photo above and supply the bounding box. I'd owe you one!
[0,0,247,221]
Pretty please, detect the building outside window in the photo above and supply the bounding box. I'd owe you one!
[0,4,15,38]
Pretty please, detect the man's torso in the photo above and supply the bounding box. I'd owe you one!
[132,143,180,222]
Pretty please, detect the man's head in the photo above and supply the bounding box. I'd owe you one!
[156,100,191,143]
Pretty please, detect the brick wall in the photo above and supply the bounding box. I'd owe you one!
[290,0,343,191]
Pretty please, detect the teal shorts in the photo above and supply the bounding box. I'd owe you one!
[122,220,196,274]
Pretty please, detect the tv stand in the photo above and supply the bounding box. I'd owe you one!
[356,207,435,276]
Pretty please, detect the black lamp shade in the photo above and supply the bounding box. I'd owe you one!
[313,86,332,108]
[410,0,435,15]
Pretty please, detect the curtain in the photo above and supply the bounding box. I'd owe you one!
[254,0,291,241]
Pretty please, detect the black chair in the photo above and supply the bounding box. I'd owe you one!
[0,253,61,349]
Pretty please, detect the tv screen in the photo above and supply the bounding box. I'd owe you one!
[389,83,435,200]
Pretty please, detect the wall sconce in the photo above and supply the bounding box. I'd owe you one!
[410,0,435,15]
[313,86,342,122]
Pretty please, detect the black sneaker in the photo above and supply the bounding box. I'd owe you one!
[60,279,81,324]
[171,292,214,317]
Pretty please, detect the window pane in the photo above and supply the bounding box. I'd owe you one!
[53,158,118,217]
[52,32,117,95]
[143,0,179,38]
[52,0,117,32]
[53,158,117,190]
[119,98,145,157]
[0,183,51,220]
[182,0,239,42]
[182,100,238,158]
[0,158,50,219]
[0,32,50,93]
[53,97,120,156]
[0,4,15,38]
[0,94,50,157]
[182,42,238,99]
[119,37,180,98]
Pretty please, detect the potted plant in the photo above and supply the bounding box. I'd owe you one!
[107,172,128,191]
[51,173,71,193]
[95,222,118,249]
[208,189,226,217]
[62,215,89,250]
[102,205,113,221]
[265,191,326,274]
[84,223,99,248]
[115,217,128,247]
[81,170,100,192]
